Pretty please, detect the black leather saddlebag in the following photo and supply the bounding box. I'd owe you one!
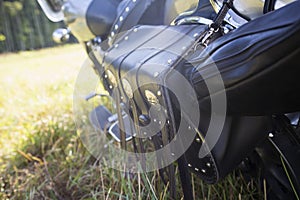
[93,1,299,183]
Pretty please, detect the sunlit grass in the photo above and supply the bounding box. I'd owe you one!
[0,45,85,159]
[0,45,262,199]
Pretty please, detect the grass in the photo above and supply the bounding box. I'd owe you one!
[0,45,262,199]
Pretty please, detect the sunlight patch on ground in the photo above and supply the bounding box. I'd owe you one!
[0,44,87,160]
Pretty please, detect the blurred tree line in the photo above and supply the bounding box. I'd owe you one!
[0,0,61,53]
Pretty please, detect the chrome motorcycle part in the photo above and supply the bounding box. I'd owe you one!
[164,0,199,23]
[61,0,95,41]
[108,114,134,142]
[199,0,233,47]
[89,104,133,143]
[211,0,295,27]
[52,28,70,43]
[145,90,159,106]
[36,0,64,22]
[89,105,113,133]
[175,16,213,25]
[85,92,108,101]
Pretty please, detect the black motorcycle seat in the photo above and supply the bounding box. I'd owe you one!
[190,0,300,115]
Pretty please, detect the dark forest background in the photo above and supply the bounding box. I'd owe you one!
[0,0,61,53]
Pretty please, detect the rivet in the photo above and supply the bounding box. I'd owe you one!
[167,59,172,64]
[111,32,115,37]
[139,115,150,126]
[269,133,274,138]
[114,44,119,48]
[188,126,192,130]
[120,96,124,100]
[133,28,138,32]
[109,85,113,89]
[104,74,108,79]
[201,169,206,173]
[157,91,162,96]
[149,137,152,140]
[105,52,108,56]
[154,72,159,77]
[167,120,170,124]
[144,132,147,135]
[195,168,199,172]
[125,7,130,12]
[153,119,157,122]
[188,164,192,167]
[160,145,163,148]
[196,138,201,143]
[114,25,119,30]
[145,90,159,105]
[124,36,129,41]
[171,153,175,156]
[182,46,187,50]
[132,0,136,2]
[206,163,211,167]
[158,121,162,125]
[120,16,124,22]
[193,33,199,38]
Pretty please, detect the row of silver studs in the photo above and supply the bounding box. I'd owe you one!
[110,0,137,39]
[105,17,204,83]
[188,123,214,174]
[187,163,208,174]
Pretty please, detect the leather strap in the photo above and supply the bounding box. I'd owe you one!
[109,0,156,45]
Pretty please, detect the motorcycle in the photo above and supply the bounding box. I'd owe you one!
[37,0,300,199]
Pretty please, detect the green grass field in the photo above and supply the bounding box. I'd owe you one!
[0,45,262,200]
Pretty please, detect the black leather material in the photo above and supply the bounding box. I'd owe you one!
[94,24,272,183]
[86,0,120,37]
[184,114,272,183]
[102,25,205,115]
[190,1,300,115]
[93,0,300,184]
[109,0,167,45]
